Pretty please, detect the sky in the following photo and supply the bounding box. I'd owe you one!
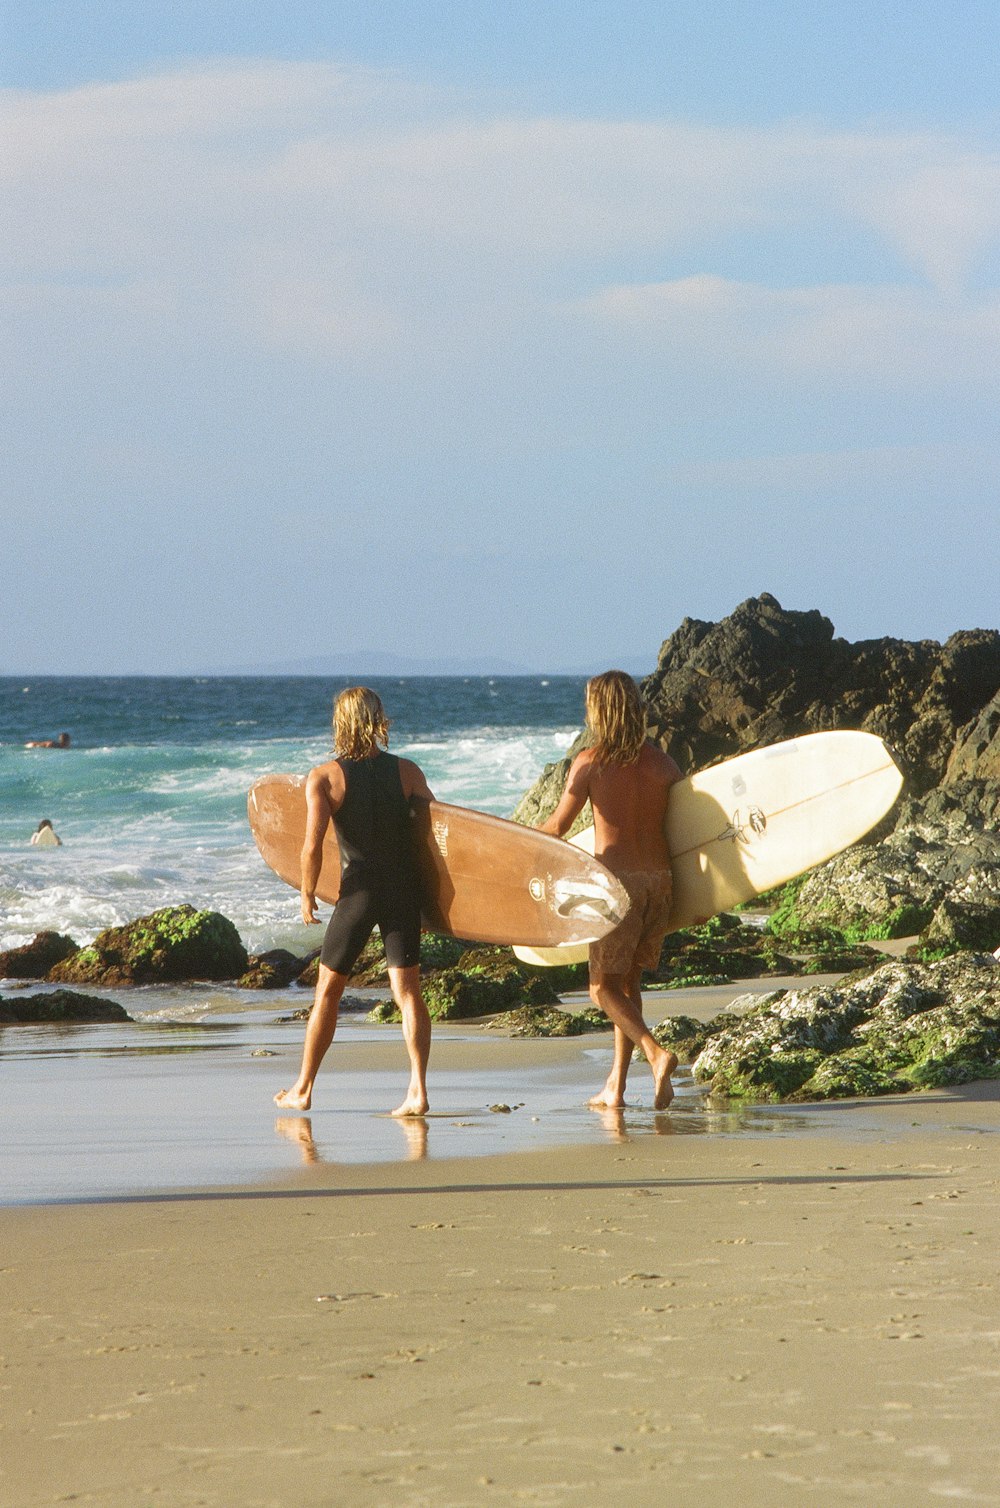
[3,1,999,674]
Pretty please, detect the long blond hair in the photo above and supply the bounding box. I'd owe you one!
[332,687,390,759]
[585,670,647,765]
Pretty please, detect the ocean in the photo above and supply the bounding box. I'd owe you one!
[0,675,587,954]
[0,676,862,1203]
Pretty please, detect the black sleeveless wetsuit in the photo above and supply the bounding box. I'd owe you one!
[320,751,422,973]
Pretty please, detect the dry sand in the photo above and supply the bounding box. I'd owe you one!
[5,1074,1000,1507]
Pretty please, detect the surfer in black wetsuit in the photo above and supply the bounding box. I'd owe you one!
[274,687,434,1116]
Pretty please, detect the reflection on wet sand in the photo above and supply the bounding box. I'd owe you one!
[274,1116,320,1163]
[589,1105,678,1143]
[274,1113,429,1165]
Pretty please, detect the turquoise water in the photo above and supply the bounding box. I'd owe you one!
[0,675,587,952]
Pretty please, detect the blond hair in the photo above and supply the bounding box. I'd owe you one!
[585,670,647,765]
[332,687,390,760]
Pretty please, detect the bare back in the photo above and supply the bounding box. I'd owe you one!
[542,740,681,872]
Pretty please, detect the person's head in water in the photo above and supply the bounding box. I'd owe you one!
[333,687,390,760]
[36,819,55,834]
[585,670,648,765]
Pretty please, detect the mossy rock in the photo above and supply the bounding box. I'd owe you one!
[0,989,132,1024]
[48,905,248,985]
[366,999,400,1024]
[651,915,797,986]
[487,1005,609,1037]
[650,1013,714,1061]
[841,905,934,943]
[693,955,1000,1102]
[794,1051,906,1100]
[422,961,559,1021]
[707,1048,826,1103]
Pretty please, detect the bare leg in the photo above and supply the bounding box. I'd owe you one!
[589,970,677,1110]
[274,963,348,1110]
[388,964,430,1116]
[588,966,644,1109]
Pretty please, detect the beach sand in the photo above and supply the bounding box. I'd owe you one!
[5,1058,1000,1507]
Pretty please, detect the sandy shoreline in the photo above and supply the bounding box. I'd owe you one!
[5,1064,1000,1506]
[3,976,867,1205]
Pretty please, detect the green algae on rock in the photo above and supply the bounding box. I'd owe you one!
[48,905,248,986]
[421,953,560,1022]
[692,953,1000,1102]
[485,1004,608,1037]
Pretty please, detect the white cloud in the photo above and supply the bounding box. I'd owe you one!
[6,61,1000,289]
[582,274,1000,384]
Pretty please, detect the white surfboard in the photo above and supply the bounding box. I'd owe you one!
[513,730,903,966]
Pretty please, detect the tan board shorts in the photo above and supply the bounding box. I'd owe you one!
[589,868,673,977]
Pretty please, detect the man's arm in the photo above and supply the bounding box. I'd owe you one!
[300,766,343,925]
[398,758,435,802]
[539,751,592,838]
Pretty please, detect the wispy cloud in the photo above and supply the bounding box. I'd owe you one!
[582,275,1000,385]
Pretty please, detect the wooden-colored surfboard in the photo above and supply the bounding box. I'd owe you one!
[247,775,629,948]
[513,730,904,966]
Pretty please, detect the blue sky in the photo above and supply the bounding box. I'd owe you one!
[4,2,999,672]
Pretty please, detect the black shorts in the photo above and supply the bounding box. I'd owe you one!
[320,870,422,974]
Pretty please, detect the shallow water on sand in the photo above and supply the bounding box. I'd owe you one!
[4,984,980,1207]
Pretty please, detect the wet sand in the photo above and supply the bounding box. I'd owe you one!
[5,1067,1000,1503]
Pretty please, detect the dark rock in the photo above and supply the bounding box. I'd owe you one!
[279,992,377,1022]
[486,1004,609,1036]
[238,949,311,989]
[920,898,1000,957]
[946,691,1000,783]
[0,989,132,1023]
[297,955,320,990]
[781,781,1000,941]
[692,953,1000,1101]
[48,905,249,986]
[0,931,80,980]
[514,594,1000,822]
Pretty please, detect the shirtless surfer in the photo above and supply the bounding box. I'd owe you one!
[274,687,435,1117]
[540,671,682,1110]
[25,732,70,749]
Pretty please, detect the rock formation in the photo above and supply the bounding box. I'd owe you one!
[689,953,1000,1101]
[0,989,132,1024]
[946,690,1000,783]
[781,780,1000,951]
[514,593,1000,824]
[0,931,80,980]
[48,905,248,986]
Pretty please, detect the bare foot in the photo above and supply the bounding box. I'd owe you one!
[652,1051,678,1111]
[588,1088,627,1109]
[390,1094,429,1118]
[274,1086,311,1111]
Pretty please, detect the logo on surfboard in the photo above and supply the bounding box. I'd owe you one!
[716,806,767,845]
